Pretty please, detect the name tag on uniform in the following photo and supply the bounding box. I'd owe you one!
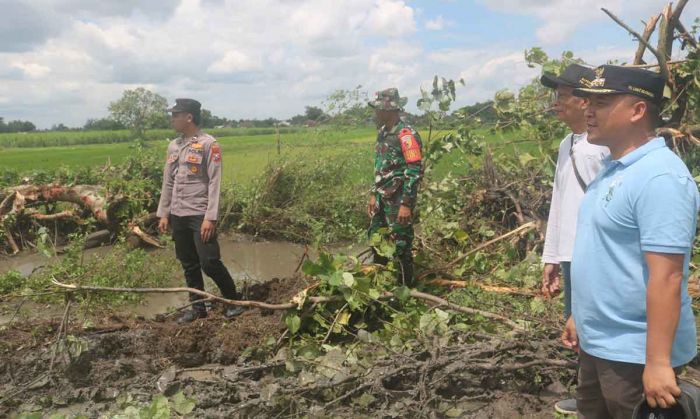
[186,153,203,164]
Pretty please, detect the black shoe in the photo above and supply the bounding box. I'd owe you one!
[554,398,576,415]
[177,309,207,324]
[224,306,245,318]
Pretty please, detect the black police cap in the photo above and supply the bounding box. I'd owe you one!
[167,98,201,114]
[573,65,666,105]
[541,63,596,89]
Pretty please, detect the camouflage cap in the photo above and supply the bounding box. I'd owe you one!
[368,88,407,111]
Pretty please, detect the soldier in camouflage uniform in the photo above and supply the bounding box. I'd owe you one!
[367,88,423,285]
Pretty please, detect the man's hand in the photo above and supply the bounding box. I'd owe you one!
[644,364,681,409]
[368,195,377,218]
[201,219,216,243]
[158,217,169,234]
[542,263,561,297]
[397,205,412,225]
[561,315,579,353]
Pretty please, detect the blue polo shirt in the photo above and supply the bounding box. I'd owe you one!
[571,137,698,367]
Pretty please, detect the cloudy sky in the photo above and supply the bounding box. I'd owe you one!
[1,0,698,128]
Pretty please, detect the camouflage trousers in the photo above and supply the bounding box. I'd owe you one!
[368,193,415,285]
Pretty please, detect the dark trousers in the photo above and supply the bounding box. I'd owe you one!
[170,215,237,311]
[577,350,683,419]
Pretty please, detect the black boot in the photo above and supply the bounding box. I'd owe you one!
[177,308,207,323]
[223,292,247,319]
[372,248,390,266]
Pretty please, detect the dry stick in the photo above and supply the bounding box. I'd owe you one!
[7,297,27,327]
[425,279,536,296]
[293,245,309,273]
[50,279,524,331]
[322,302,349,344]
[602,8,671,82]
[627,59,691,68]
[418,221,536,280]
[409,290,524,331]
[676,19,698,49]
[48,299,72,376]
[634,14,661,65]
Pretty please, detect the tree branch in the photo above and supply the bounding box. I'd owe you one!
[601,8,671,81]
[50,278,526,331]
[634,14,661,65]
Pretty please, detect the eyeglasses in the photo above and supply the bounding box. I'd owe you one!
[553,91,572,102]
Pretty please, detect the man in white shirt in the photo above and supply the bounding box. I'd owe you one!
[540,63,610,415]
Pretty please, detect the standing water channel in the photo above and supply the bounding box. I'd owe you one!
[0,234,346,323]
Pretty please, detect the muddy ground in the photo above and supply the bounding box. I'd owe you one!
[0,271,583,418]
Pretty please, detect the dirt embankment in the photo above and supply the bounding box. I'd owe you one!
[0,275,592,418]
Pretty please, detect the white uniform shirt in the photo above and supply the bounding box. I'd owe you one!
[542,132,609,263]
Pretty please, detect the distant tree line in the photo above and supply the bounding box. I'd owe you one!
[2,87,497,134]
[0,117,36,133]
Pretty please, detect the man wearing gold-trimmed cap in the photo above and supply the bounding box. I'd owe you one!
[563,66,698,417]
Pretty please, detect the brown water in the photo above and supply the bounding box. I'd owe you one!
[129,235,310,318]
[0,234,320,322]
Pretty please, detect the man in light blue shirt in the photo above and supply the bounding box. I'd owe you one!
[564,65,698,418]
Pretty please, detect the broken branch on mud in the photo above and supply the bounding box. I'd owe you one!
[49,278,526,331]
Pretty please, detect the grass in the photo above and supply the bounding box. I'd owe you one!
[0,127,303,148]
[0,126,535,186]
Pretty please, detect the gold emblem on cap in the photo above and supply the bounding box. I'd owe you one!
[590,67,606,88]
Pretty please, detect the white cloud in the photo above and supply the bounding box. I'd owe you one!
[10,61,51,78]
[425,15,447,31]
[366,0,416,36]
[479,0,700,44]
[1,0,696,128]
[207,51,262,74]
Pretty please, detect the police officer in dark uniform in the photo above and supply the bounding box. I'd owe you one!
[157,98,244,323]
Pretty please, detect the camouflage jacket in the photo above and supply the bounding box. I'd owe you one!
[372,120,423,207]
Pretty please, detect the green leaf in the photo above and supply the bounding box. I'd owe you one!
[302,260,322,276]
[354,392,376,408]
[342,272,355,287]
[171,391,196,415]
[328,271,343,287]
[518,152,536,166]
[394,286,410,302]
[529,297,546,314]
[434,308,449,321]
[453,323,469,332]
[284,314,301,333]
[445,407,463,417]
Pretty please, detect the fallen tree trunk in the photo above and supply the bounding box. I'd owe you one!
[1,184,162,254]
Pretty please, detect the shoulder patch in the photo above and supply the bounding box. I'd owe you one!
[210,143,222,163]
[399,128,421,163]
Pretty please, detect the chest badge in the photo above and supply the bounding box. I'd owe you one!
[605,176,623,202]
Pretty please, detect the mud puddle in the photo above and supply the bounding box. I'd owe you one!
[0,234,323,323]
